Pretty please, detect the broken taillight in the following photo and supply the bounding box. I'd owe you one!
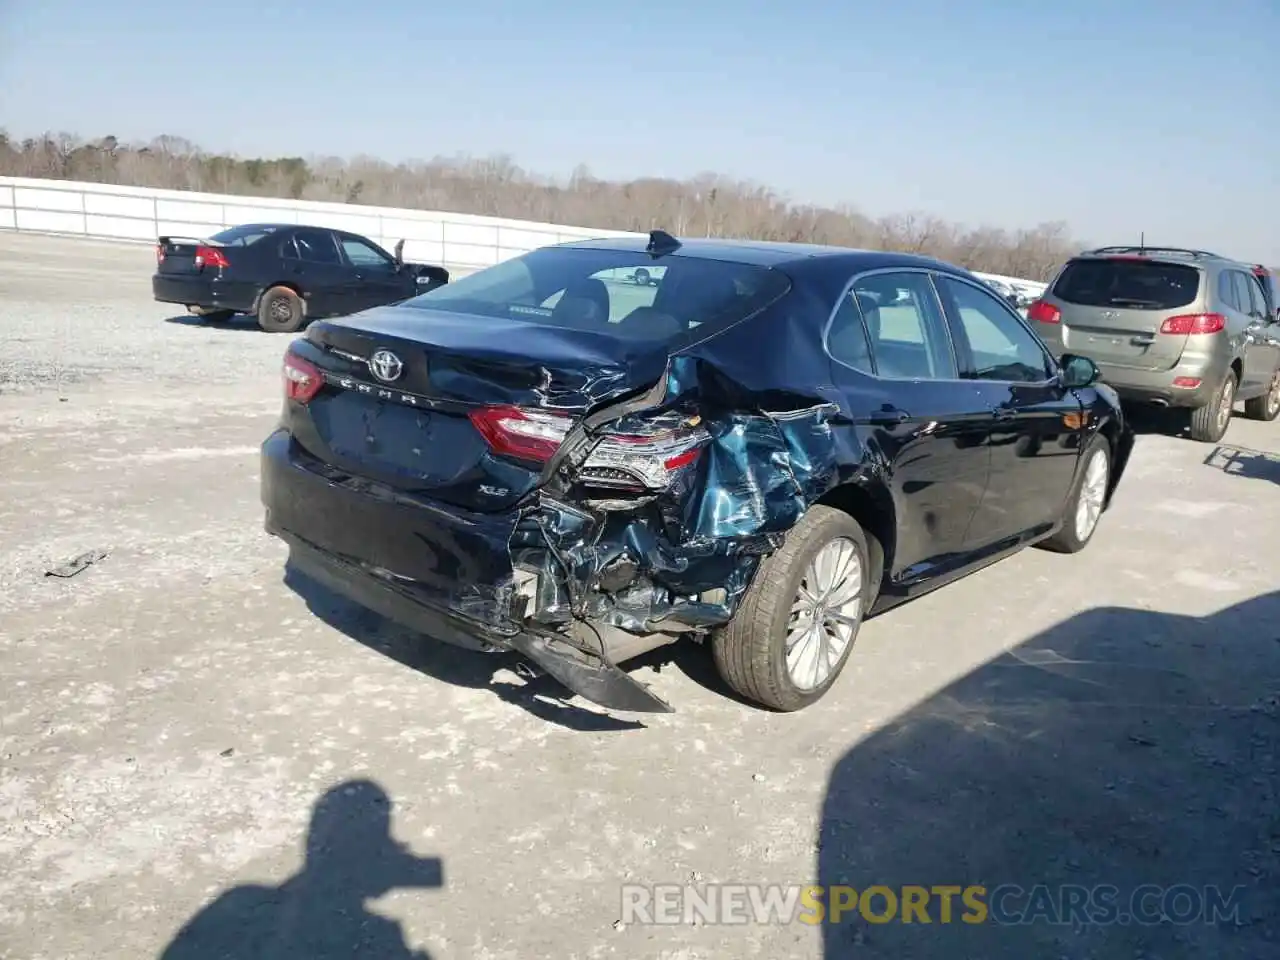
[468,405,708,490]
[283,348,323,403]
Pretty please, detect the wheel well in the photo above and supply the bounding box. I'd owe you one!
[816,481,894,603]
[1230,357,1242,382]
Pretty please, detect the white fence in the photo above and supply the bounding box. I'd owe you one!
[0,175,1047,294]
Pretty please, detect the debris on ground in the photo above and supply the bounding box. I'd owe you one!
[44,549,109,579]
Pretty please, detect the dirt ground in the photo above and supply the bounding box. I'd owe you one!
[1,232,1277,959]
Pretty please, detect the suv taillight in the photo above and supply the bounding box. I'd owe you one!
[1159,313,1225,335]
[194,245,230,269]
[283,348,323,403]
[155,243,165,264]
[1027,300,1061,324]
[467,405,708,490]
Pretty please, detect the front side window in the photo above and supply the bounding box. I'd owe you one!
[939,276,1052,383]
[401,247,790,346]
[847,271,956,379]
[341,236,395,269]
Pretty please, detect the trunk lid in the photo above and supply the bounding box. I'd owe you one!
[156,236,211,276]
[288,306,672,512]
[1050,257,1204,371]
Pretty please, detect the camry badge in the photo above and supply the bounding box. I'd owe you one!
[368,349,404,383]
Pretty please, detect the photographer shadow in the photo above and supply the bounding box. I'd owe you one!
[160,779,442,959]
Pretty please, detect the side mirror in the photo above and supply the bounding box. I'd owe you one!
[393,239,405,267]
[1059,353,1100,389]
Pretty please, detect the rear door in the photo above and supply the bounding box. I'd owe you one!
[825,268,993,582]
[336,234,414,312]
[935,273,1084,546]
[1237,270,1280,394]
[282,229,351,316]
[1047,257,1204,371]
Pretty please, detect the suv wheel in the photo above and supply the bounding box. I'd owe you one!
[712,505,868,712]
[1243,369,1280,422]
[1187,370,1236,443]
[1038,434,1110,554]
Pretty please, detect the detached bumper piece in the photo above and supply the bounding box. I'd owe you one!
[275,528,672,714]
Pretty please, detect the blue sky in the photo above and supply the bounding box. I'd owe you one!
[2,0,1277,262]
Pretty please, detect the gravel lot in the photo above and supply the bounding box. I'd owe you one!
[1,231,1277,959]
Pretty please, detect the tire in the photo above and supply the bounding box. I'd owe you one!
[712,505,869,712]
[1187,368,1236,443]
[1243,367,1280,422]
[257,286,306,333]
[1038,434,1110,554]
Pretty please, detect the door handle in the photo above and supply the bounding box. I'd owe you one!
[869,406,910,425]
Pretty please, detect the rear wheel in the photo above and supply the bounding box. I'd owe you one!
[257,286,306,333]
[1038,434,1110,554]
[712,505,868,712]
[1187,369,1236,443]
[1243,368,1280,422]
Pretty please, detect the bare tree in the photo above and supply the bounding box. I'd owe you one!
[0,131,1086,278]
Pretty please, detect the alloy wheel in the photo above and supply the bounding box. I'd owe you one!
[785,538,863,691]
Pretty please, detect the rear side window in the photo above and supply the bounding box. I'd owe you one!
[1052,259,1200,310]
[401,247,791,346]
[1231,272,1259,317]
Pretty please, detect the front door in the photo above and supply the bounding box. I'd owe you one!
[337,234,414,313]
[934,273,1086,546]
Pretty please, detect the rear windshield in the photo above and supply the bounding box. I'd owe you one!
[400,247,791,345]
[208,224,280,246]
[1052,258,1201,310]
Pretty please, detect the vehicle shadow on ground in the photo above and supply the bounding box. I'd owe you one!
[818,591,1280,958]
[159,778,443,959]
[162,313,262,332]
[283,562,647,732]
[1203,443,1280,485]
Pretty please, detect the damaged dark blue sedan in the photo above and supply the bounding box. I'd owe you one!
[260,231,1135,714]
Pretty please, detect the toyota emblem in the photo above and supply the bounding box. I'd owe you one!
[368,349,404,383]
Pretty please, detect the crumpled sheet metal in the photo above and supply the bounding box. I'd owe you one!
[510,344,855,637]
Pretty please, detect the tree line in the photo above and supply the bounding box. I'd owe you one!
[1,130,1108,281]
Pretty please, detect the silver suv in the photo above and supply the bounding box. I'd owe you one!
[1028,247,1280,442]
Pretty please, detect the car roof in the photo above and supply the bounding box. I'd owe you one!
[1067,246,1252,270]
[555,235,968,275]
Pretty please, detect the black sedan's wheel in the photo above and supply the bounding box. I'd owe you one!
[1243,368,1280,422]
[1038,434,1110,554]
[713,505,868,712]
[257,286,306,333]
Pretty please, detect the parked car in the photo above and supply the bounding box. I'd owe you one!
[1027,246,1280,441]
[261,231,1134,714]
[152,223,450,332]
[981,276,1022,309]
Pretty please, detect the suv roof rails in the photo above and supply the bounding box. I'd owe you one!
[1085,245,1226,261]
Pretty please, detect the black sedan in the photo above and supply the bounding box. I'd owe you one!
[152,223,449,332]
[260,231,1135,714]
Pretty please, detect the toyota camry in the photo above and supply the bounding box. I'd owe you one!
[260,231,1134,713]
